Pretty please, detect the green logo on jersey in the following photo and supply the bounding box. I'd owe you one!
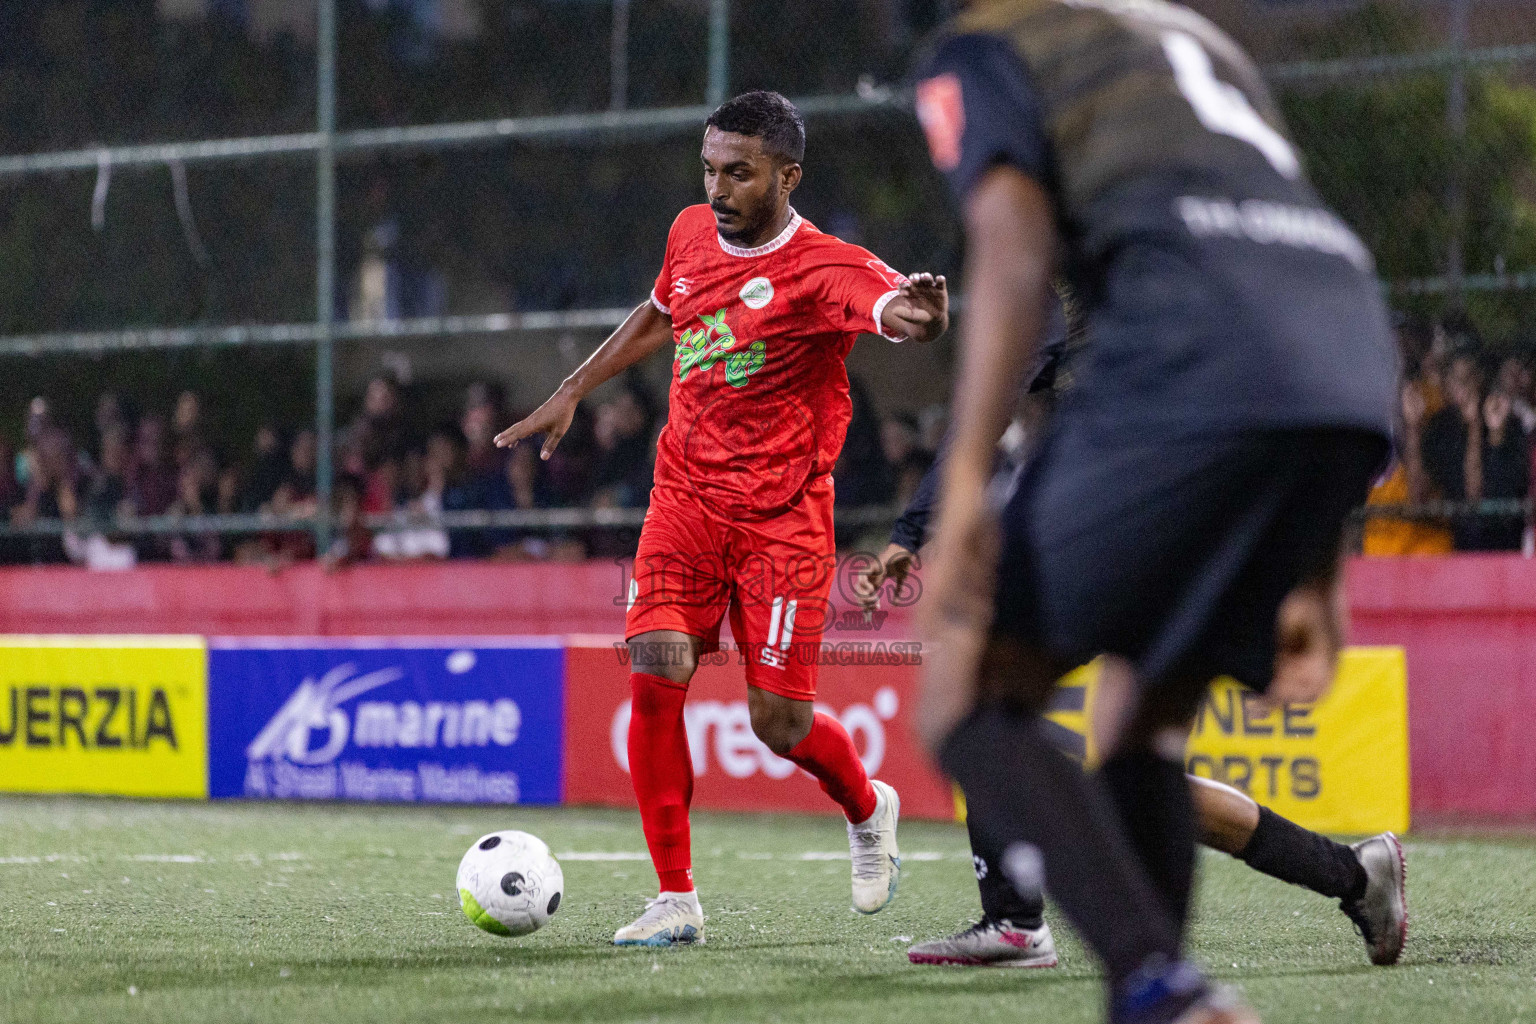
[676,308,766,388]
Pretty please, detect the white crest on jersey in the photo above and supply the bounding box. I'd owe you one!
[739,276,775,309]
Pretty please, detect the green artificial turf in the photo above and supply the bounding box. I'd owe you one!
[0,796,1532,1023]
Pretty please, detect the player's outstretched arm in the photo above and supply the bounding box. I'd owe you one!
[916,167,1057,752]
[494,299,673,459]
[879,272,949,344]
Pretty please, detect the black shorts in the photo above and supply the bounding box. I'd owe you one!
[991,423,1387,699]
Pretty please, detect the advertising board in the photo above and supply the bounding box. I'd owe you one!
[0,635,207,798]
[562,641,956,819]
[207,639,565,804]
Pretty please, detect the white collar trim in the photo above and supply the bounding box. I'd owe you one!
[717,208,803,258]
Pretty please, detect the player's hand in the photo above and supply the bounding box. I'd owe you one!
[1265,577,1346,709]
[494,389,578,460]
[855,542,918,613]
[884,273,949,344]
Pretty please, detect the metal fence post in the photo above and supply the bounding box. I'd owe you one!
[707,0,729,108]
[1446,0,1470,302]
[315,0,338,555]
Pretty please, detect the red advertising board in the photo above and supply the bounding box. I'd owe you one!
[1348,554,1536,820]
[562,641,956,820]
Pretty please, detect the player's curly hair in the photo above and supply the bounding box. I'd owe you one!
[705,91,806,164]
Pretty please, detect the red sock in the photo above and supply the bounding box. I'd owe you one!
[628,672,695,893]
[785,712,878,823]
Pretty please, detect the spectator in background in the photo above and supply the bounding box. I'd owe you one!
[540,402,597,508]
[324,474,374,568]
[238,423,288,513]
[172,389,208,470]
[374,428,455,560]
[1422,352,1531,551]
[441,383,515,559]
[0,437,19,519]
[834,376,893,509]
[1473,384,1531,550]
[268,428,318,518]
[242,428,321,566]
[1496,354,1536,435]
[90,391,132,481]
[1363,378,1454,556]
[94,392,127,443]
[345,374,409,472]
[16,397,54,494]
[591,381,655,509]
[457,384,507,507]
[352,219,404,322]
[584,380,655,559]
[11,428,79,564]
[490,440,563,560]
[167,448,222,563]
[1394,318,1441,414]
[362,448,403,518]
[128,415,178,518]
[0,437,20,564]
[84,423,133,523]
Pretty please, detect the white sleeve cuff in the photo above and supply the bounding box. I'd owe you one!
[650,289,671,316]
[871,288,903,341]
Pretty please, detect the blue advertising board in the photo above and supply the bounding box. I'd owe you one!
[208,639,565,804]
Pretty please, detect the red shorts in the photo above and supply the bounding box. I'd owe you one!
[625,479,836,700]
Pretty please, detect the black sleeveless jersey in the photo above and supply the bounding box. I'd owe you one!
[915,0,1396,437]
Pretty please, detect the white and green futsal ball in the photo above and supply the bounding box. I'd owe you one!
[457,830,564,937]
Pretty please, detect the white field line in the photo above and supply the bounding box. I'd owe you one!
[556,850,959,863]
[2,849,963,866]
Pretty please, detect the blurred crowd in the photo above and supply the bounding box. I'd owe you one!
[0,372,947,569]
[9,313,1536,570]
[1364,318,1535,556]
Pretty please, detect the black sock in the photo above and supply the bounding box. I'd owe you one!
[966,794,1046,929]
[940,706,1179,986]
[1098,749,1198,940]
[1236,805,1367,901]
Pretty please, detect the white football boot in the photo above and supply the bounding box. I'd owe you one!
[848,779,901,914]
[907,919,1058,968]
[612,891,705,947]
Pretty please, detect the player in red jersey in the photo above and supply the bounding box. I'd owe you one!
[495,91,949,946]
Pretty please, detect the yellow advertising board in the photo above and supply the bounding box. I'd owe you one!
[1186,647,1409,835]
[961,647,1410,836]
[0,636,208,799]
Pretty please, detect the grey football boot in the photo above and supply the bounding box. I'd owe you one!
[907,919,1058,968]
[1341,832,1407,965]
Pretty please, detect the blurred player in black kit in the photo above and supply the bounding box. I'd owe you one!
[908,2,1401,1021]
[862,426,1406,970]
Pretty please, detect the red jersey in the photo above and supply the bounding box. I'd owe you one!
[650,204,907,519]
